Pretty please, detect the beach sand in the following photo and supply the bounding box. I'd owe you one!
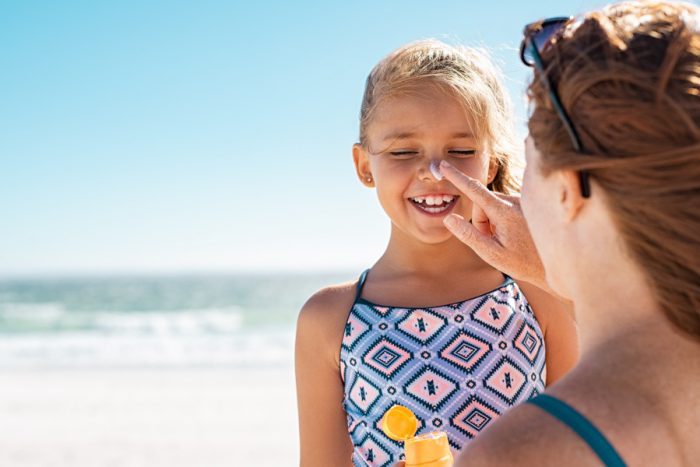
[0,365,299,467]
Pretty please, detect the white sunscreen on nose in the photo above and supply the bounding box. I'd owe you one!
[429,160,444,181]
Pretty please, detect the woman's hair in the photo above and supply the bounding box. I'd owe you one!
[359,40,521,194]
[527,0,700,339]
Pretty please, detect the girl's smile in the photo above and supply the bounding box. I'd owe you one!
[408,193,460,216]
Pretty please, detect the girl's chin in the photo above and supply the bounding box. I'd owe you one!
[414,229,456,245]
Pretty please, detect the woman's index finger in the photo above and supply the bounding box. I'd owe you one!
[439,161,505,214]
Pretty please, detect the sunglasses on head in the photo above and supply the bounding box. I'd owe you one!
[520,17,591,198]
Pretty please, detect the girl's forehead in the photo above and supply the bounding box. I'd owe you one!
[368,91,477,142]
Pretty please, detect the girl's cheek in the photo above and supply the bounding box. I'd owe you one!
[451,157,488,180]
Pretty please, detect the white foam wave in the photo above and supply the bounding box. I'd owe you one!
[0,328,295,369]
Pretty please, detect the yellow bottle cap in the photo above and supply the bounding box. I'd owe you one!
[382,405,418,441]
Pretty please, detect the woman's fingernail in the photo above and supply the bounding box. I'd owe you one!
[439,160,452,171]
[429,160,443,180]
[443,214,457,229]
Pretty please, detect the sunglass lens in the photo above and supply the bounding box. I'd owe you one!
[522,40,536,66]
[524,20,568,67]
[534,21,565,50]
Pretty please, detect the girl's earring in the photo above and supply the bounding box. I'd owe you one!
[366,176,373,183]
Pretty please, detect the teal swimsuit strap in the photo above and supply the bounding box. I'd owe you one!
[355,269,370,301]
[528,394,627,467]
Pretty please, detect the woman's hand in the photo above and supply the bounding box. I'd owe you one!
[439,161,550,294]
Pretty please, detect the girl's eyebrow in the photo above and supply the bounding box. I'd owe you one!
[381,131,418,142]
[381,131,475,142]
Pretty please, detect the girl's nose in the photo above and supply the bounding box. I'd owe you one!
[420,158,444,182]
[428,159,444,181]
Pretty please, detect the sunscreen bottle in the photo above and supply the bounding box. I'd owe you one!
[382,405,454,467]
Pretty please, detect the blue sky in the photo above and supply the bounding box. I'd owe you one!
[1,0,609,276]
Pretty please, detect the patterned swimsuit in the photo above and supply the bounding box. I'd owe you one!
[340,270,547,466]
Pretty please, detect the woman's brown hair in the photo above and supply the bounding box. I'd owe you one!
[528,1,700,339]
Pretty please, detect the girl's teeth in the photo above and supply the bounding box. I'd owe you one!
[410,196,458,214]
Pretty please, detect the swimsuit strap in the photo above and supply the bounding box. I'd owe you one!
[501,272,514,285]
[355,269,370,301]
[528,394,627,467]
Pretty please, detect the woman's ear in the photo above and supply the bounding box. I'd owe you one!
[353,144,374,187]
[558,169,586,221]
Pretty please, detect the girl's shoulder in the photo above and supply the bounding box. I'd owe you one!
[296,279,360,359]
[516,280,576,335]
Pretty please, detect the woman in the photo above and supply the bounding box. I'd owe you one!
[437,1,700,465]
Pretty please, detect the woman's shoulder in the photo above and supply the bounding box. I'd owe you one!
[459,371,684,467]
[455,396,600,466]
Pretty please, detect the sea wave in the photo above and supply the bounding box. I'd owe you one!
[0,303,295,368]
[0,328,295,369]
[0,302,244,335]
[0,273,348,369]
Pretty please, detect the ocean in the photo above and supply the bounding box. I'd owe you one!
[0,272,356,368]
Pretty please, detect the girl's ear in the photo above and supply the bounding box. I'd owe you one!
[487,156,499,186]
[353,144,375,187]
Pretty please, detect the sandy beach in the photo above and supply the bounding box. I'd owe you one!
[0,365,298,467]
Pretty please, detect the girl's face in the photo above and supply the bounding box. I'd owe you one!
[354,84,495,244]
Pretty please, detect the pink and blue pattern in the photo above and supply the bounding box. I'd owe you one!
[340,272,546,467]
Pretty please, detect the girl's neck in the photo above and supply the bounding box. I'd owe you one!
[374,225,492,277]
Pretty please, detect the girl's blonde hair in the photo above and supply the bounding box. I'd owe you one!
[359,40,521,194]
[527,1,700,339]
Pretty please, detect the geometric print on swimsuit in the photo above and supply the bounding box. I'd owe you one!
[342,309,373,352]
[539,360,547,386]
[513,320,543,365]
[469,294,516,335]
[356,432,393,467]
[448,395,501,439]
[352,299,393,318]
[403,365,460,412]
[503,283,520,301]
[439,330,493,374]
[348,372,383,415]
[340,275,547,466]
[347,414,365,442]
[482,355,529,405]
[396,307,449,345]
[366,303,392,317]
[362,336,413,379]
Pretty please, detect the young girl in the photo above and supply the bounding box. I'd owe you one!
[295,40,578,467]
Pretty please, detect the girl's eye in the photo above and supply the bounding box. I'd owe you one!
[449,150,477,158]
[388,151,418,158]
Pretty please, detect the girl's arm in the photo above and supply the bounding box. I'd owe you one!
[295,286,355,467]
[519,283,579,385]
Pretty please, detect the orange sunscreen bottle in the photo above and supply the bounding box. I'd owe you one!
[382,405,454,467]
